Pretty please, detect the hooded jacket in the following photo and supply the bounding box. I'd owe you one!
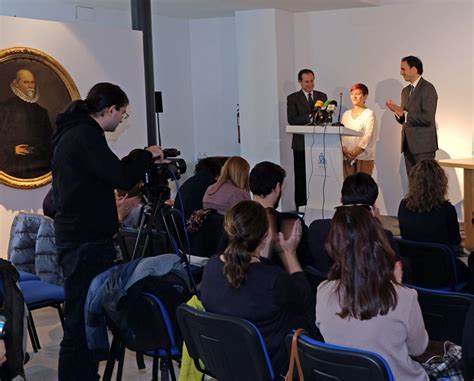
[51,111,153,242]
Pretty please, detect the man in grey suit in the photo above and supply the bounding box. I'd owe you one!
[287,69,327,208]
[386,56,438,174]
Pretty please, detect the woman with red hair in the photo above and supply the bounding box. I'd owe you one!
[341,83,377,176]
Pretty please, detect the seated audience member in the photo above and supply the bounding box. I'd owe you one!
[42,186,142,227]
[202,156,250,214]
[309,173,401,273]
[200,201,316,377]
[174,157,224,219]
[398,159,463,250]
[249,161,311,266]
[398,159,471,289]
[316,206,429,381]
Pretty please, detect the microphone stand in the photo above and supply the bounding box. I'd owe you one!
[332,92,344,126]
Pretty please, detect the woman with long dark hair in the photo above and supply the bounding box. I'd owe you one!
[316,206,429,381]
[398,159,462,248]
[200,200,315,377]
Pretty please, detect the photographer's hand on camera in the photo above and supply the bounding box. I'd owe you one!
[145,145,165,163]
[277,219,303,274]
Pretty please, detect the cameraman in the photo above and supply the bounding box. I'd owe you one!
[51,82,162,381]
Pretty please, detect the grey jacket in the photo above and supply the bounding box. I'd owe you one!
[397,77,438,154]
[8,213,63,286]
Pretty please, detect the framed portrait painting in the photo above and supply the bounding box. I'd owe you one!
[0,47,80,189]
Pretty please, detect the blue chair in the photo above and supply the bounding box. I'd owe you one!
[19,280,64,352]
[406,285,474,345]
[285,333,394,381]
[395,238,468,291]
[103,292,182,381]
[177,304,276,381]
[18,271,40,282]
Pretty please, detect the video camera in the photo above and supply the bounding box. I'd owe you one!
[141,148,187,202]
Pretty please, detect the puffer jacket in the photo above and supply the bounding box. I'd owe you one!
[85,254,191,360]
[8,213,63,286]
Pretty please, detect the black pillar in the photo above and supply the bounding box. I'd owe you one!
[131,0,158,145]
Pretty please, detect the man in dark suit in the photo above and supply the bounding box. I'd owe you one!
[386,56,438,174]
[287,69,327,209]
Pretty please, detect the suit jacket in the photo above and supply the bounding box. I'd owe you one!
[397,77,438,154]
[287,89,327,150]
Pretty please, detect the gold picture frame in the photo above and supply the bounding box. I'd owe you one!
[0,47,80,189]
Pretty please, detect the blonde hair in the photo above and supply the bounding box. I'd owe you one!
[210,156,250,194]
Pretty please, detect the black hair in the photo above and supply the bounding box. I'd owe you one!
[341,173,379,206]
[195,157,223,178]
[298,69,315,82]
[402,56,423,75]
[249,161,286,197]
[63,82,129,115]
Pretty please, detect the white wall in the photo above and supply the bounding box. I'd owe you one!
[294,2,473,216]
[0,15,147,257]
[236,9,281,166]
[189,17,240,158]
[152,15,195,163]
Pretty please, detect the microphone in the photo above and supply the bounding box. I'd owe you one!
[326,100,338,123]
[313,100,324,111]
[311,100,325,124]
[316,100,331,124]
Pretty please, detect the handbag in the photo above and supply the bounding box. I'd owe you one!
[421,341,463,380]
[285,329,306,381]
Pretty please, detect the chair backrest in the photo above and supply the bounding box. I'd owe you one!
[189,212,225,258]
[304,266,328,294]
[117,227,167,261]
[118,291,179,353]
[286,333,394,381]
[395,238,460,291]
[407,285,474,345]
[177,304,275,381]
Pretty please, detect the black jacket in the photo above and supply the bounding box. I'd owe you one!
[51,111,153,242]
[287,89,327,150]
[174,170,216,219]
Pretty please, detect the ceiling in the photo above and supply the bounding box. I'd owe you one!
[31,0,382,19]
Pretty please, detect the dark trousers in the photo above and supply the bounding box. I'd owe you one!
[57,238,116,381]
[293,149,307,208]
[403,139,435,175]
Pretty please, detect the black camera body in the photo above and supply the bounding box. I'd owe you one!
[141,148,187,202]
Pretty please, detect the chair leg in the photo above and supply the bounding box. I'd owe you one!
[56,303,65,328]
[28,313,41,350]
[115,343,126,381]
[103,336,119,381]
[152,357,159,381]
[135,352,146,371]
[160,358,170,381]
[26,315,38,353]
[168,357,177,381]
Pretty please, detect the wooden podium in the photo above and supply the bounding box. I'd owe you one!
[439,158,474,250]
[286,125,361,223]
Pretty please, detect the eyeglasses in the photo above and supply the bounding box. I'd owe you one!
[122,111,129,120]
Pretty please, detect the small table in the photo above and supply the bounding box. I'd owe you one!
[438,158,474,250]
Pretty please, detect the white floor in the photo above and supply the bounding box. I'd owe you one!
[25,308,176,380]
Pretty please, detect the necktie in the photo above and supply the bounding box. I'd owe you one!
[308,92,313,107]
[409,85,415,98]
